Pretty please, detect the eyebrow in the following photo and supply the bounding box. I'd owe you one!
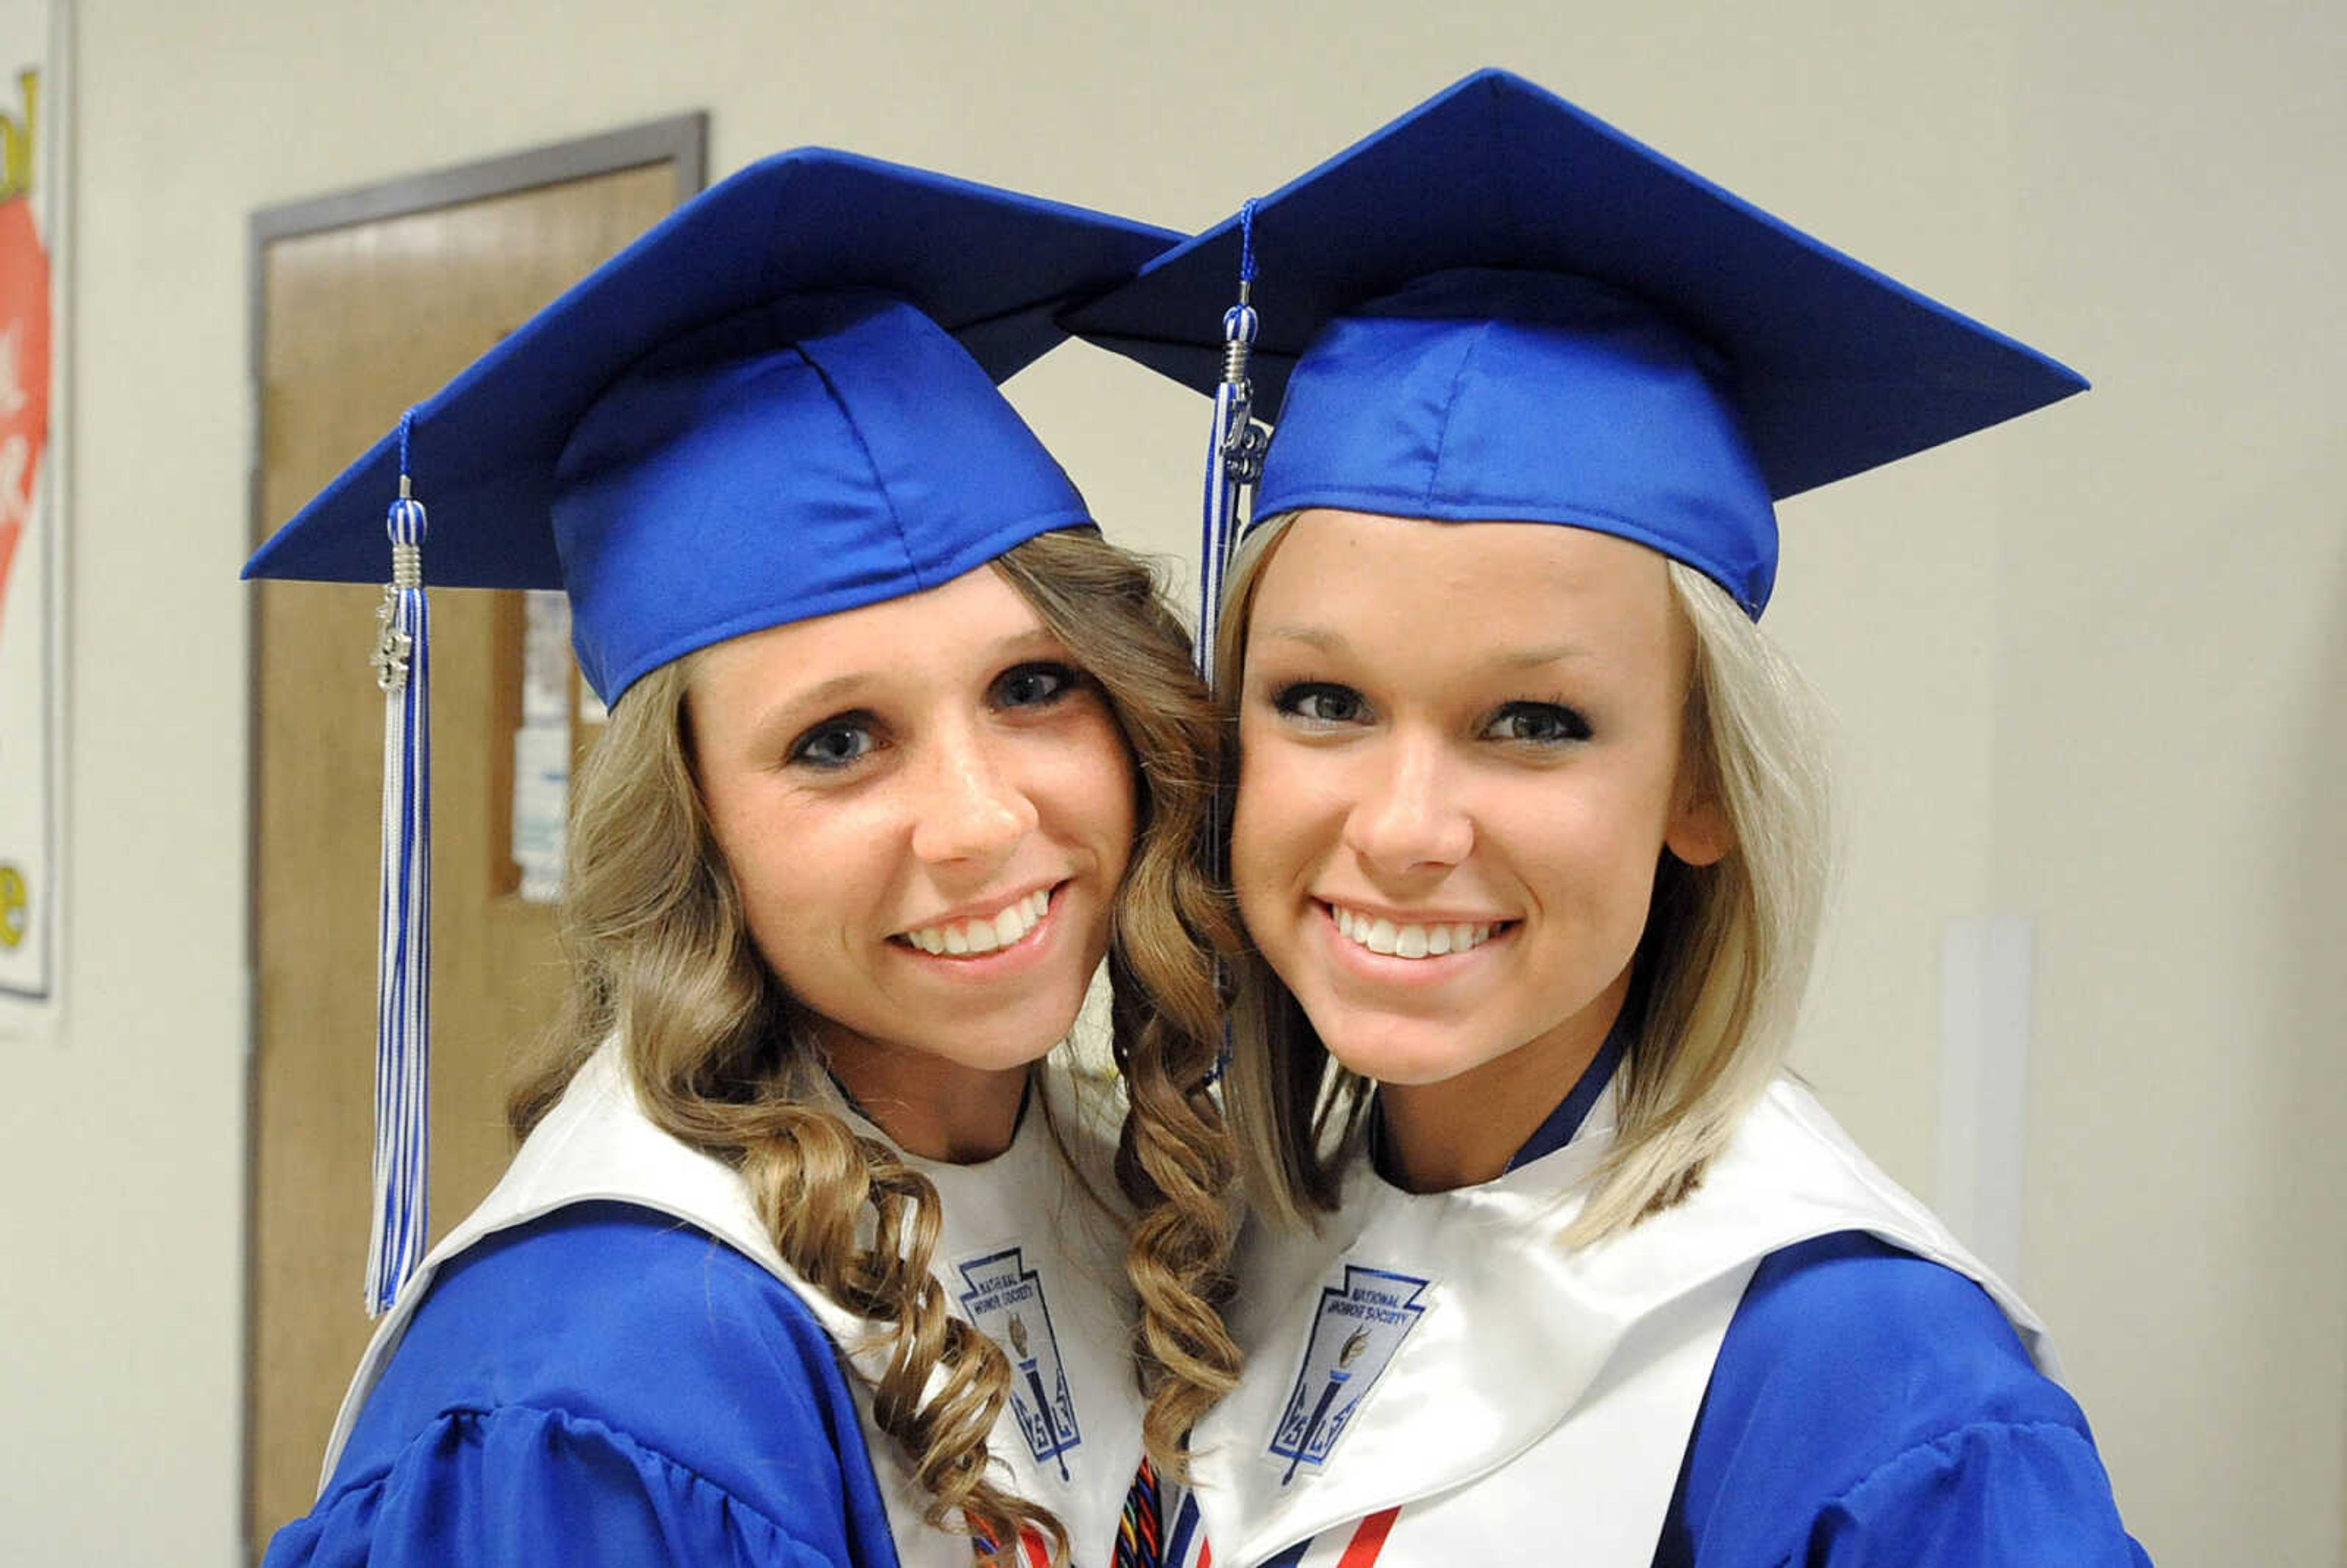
[1252,623,1598,669]
[1250,623,1350,656]
[771,671,870,716]
[732,627,1072,739]
[727,681,868,760]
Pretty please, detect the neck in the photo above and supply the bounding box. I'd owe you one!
[1375,970,1631,1193]
[821,1036,1032,1163]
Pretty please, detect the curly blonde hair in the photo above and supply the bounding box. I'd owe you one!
[1213,511,1831,1247]
[509,529,1243,1559]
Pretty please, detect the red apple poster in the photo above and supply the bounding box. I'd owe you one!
[0,4,62,1019]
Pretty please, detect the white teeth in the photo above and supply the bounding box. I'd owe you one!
[1329,904,1499,961]
[904,888,1052,958]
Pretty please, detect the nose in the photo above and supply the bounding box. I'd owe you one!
[1340,727,1474,876]
[906,722,1038,867]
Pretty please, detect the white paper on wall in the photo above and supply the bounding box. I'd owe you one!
[512,724,568,906]
[520,589,570,725]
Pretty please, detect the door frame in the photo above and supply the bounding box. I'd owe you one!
[240,112,705,1561]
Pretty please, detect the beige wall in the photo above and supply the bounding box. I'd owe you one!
[2,1,2336,1561]
[1994,7,2347,1556]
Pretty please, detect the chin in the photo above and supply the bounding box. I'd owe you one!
[943,994,1090,1071]
[1309,1004,1502,1088]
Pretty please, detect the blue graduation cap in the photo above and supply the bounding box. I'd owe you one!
[1065,67,2087,630]
[246,147,1174,1314]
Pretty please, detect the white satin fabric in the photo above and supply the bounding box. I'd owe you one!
[1175,1075,2048,1567]
[317,1037,1145,1568]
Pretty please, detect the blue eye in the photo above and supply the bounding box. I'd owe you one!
[788,717,879,770]
[1485,702,1591,744]
[1273,681,1370,726]
[994,662,1080,709]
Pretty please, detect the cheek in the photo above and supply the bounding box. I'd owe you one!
[1504,761,1677,902]
[697,783,765,895]
[698,777,858,947]
[1227,805,1279,924]
[1230,744,1356,954]
[1039,719,1140,865]
[711,807,821,938]
[1230,740,1315,890]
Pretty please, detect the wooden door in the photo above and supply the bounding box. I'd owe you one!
[246,123,699,1553]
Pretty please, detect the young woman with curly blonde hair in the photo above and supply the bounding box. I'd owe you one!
[252,149,1238,1568]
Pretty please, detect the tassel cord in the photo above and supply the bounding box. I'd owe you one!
[1195,201,1268,683]
[365,443,433,1317]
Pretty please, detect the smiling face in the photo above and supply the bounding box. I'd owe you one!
[1230,510,1729,1138]
[687,562,1136,1146]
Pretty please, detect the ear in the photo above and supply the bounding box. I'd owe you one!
[1664,781,1735,868]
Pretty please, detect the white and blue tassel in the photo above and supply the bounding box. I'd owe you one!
[1199,205,1272,1089]
[1196,197,1270,687]
[364,409,433,1317]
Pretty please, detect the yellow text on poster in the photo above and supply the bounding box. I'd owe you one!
[0,69,37,203]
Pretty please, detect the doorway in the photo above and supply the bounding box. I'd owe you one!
[244,115,703,1553]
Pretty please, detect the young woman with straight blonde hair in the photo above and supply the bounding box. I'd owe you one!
[250,149,1237,1568]
[1072,70,2150,1566]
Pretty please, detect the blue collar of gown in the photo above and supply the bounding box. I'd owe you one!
[1504,1016,1631,1172]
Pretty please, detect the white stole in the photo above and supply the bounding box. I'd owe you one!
[1175,1076,2048,1567]
[319,1038,1146,1568]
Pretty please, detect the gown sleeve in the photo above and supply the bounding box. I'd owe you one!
[259,1203,901,1568]
[261,1402,838,1567]
[1656,1231,2153,1568]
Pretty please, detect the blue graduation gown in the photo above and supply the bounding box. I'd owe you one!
[1658,1231,2151,1565]
[262,1203,902,1568]
[265,1041,1140,1567]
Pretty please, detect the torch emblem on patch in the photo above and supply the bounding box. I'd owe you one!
[1269,1264,1433,1483]
[955,1245,1081,1477]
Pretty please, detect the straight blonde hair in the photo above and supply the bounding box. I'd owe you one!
[1213,511,1831,1245]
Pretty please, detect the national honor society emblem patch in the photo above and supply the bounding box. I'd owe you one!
[955,1245,1082,1477]
[1269,1264,1433,1482]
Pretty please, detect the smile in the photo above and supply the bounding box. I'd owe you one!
[897,887,1055,957]
[1325,901,1507,961]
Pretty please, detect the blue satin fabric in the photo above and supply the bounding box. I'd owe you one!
[262,1203,900,1568]
[554,293,1089,701]
[1258,271,1780,614]
[1659,1233,2153,1567]
[241,148,1175,707]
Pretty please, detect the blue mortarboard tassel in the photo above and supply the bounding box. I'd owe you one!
[1196,205,1269,1090]
[1196,198,1269,687]
[364,408,433,1316]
